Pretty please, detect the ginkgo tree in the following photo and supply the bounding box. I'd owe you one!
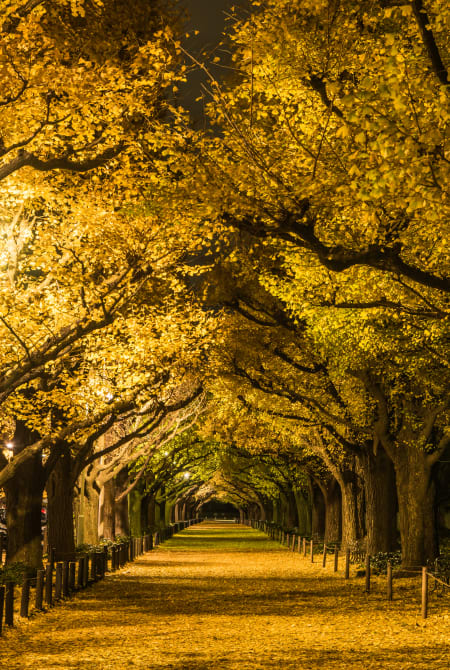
[0,0,180,183]
[169,0,450,568]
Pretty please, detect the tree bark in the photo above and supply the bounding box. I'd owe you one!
[340,475,360,547]
[114,468,129,537]
[360,447,398,554]
[5,421,45,571]
[83,478,100,545]
[394,446,437,567]
[316,475,341,543]
[46,441,76,561]
[100,478,115,540]
[310,481,325,538]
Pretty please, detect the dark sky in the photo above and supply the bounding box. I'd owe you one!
[178,0,249,125]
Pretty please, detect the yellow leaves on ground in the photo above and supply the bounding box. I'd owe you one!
[1,523,448,669]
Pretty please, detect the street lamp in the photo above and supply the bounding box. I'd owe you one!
[2,441,14,461]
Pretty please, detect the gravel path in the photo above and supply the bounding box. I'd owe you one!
[1,522,449,669]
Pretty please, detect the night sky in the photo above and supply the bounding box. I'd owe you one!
[179,0,249,125]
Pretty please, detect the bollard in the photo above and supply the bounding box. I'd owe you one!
[387,561,393,601]
[104,546,109,572]
[45,563,53,606]
[345,548,350,579]
[55,562,63,600]
[49,547,55,572]
[5,582,14,626]
[297,536,301,553]
[90,553,96,581]
[35,569,44,610]
[0,585,4,636]
[69,562,76,592]
[20,578,31,618]
[63,561,69,596]
[421,567,428,619]
[111,547,116,572]
[83,554,89,586]
[310,540,314,563]
[322,544,327,568]
[303,537,307,556]
[78,557,84,588]
[334,547,339,572]
[365,553,371,593]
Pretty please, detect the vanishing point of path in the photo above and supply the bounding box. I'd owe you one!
[1,522,449,670]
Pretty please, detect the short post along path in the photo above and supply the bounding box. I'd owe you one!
[1,522,448,669]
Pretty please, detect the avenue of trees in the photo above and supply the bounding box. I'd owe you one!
[0,0,448,574]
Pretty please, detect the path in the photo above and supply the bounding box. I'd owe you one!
[1,522,448,669]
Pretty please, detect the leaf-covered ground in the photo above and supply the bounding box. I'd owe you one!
[1,522,449,669]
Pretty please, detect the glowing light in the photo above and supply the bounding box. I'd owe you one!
[5,442,13,450]
[183,472,190,480]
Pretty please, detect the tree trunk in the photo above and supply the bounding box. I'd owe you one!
[360,447,398,554]
[310,482,325,538]
[394,447,437,567]
[5,421,45,571]
[46,441,76,561]
[129,488,142,536]
[316,475,341,543]
[340,476,360,547]
[294,489,310,536]
[100,478,115,540]
[114,468,129,537]
[83,477,100,545]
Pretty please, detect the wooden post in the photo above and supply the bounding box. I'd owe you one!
[297,536,301,553]
[104,546,108,572]
[310,540,314,563]
[387,562,393,601]
[322,544,327,567]
[93,553,99,581]
[292,535,296,552]
[55,562,63,600]
[334,547,339,572]
[63,561,69,596]
[5,582,14,626]
[421,567,428,619]
[49,546,55,572]
[345,548,350,579]
[35,570,44,610]
[83,555,89,586]
[89,553,95,581]
[77,558,84,588]
[365,553,371,592]
[20,578,30,618]
[0,585,4,636]
[69,562,76,592]
[45,563,53,606]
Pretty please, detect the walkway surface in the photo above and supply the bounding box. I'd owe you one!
[1,522,449,669]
